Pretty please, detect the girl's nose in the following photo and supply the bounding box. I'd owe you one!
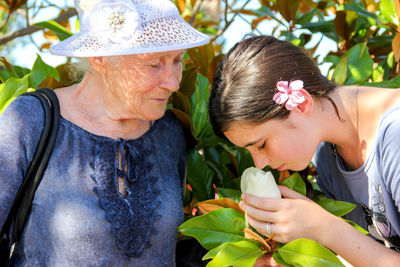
[250,150,270,170]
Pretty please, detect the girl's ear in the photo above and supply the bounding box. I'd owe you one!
[88,57,106,74]
[295,89,313,116]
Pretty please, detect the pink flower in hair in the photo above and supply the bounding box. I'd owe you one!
[273,80,306,110]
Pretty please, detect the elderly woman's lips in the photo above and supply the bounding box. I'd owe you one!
[152,98,168,103]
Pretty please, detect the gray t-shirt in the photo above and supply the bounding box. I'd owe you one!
[0,95,186,266]
[312,104,400,250]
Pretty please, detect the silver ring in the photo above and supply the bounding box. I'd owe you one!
[266,222,272,235]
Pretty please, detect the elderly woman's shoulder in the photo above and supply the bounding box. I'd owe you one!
[1,94,45,127]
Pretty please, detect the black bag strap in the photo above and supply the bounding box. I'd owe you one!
[0,87,60,263]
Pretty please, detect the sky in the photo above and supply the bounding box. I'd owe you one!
[5,0,337,75]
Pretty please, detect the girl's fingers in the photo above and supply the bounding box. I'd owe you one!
[278,185,310,201]
[246,214,277,238]
[240,201,277,222]
[242,194,282,211]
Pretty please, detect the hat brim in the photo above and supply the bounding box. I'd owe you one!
[50,16,210,57]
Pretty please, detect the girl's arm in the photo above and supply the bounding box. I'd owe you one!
[240,186,400,267]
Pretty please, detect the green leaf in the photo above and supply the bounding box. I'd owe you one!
[332,54,347,85]
[343,219,369,235]
[361,75,400,88]
[0,63,31,82]
[280,172,306,196]
[217,188,242,203]
[29,55,60,89]
[190,74,215,142]
[35,20,73,41]
[187,150,214,201]
[379,0,399,26]
[204,241,264,267]
[278,239,344,267]
[301,20,339,42]
[273,250,292,266]
[178,208,246,250]
[0,74,30,113]
[345,42,373,84]
[344,1,377,25]
[314,196,356,217]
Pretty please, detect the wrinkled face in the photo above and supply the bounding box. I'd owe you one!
[101,49,184,120]
[224,114,318,171]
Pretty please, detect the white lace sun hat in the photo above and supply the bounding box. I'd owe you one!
[50,0,210,57]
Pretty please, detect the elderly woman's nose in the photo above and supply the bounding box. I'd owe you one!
[161,67,181,92]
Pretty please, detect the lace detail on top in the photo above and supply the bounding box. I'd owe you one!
[91,138,161,258]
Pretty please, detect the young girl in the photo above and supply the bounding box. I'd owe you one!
[209,35,400,266]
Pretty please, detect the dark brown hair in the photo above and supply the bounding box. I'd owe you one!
[209,35,338,135]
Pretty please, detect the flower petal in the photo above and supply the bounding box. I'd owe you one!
[285,98,297,110]
[276,81,289,92]
[291,91,306,104]
[273,92,288,104]
[289,80,304,91]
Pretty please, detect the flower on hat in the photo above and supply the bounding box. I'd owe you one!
[79,0,100,12]
[91,2,140,44]
[272,80,306,110]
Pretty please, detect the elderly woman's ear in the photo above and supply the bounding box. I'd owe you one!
[88,57,107,74]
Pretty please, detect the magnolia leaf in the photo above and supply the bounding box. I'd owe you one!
[278,239,344,267]
[35,20,73,41]
[280,172,306,196]
[217,188,242,203]
[178,208,246,250]
[332,54,348,85]
[392,31,400,63]
[276,0,299,22]
[315,196,356,217]
[29,55,60,89]
[179,66,198,100]
[187,150,214,201]
[243,227,275,251]
[278,170,291,183]
[379,0,400,26]
[197,198,244,215]
[346,42,373,84]
[273,251,289,266]
[204,241,264,267]
[342,219,369,235]
[0,74,29,112]
[197,203,225,215]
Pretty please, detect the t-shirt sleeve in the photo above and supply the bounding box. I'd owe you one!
[0,95,44,229]
[379,114,400,212]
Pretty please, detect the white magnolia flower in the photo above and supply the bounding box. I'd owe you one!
[90,2,140,44]
[241,167,281,198]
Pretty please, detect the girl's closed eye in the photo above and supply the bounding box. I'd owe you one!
[257,141,266,150]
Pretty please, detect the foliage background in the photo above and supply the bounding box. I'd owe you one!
[0,0,399,266]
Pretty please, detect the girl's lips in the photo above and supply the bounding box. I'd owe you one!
[276,163,286,171]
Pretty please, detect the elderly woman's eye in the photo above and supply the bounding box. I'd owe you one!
[174,58,183,64]
[149,63,161,68]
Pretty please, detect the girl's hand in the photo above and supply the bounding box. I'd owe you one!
[239,185,336,244]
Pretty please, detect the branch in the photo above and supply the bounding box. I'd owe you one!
[212,0,252,42]
[0,8,77,46]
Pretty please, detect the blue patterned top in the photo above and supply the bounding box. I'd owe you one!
[0,95,186,266]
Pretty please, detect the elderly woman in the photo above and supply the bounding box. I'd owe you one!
[0,0,208,265]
